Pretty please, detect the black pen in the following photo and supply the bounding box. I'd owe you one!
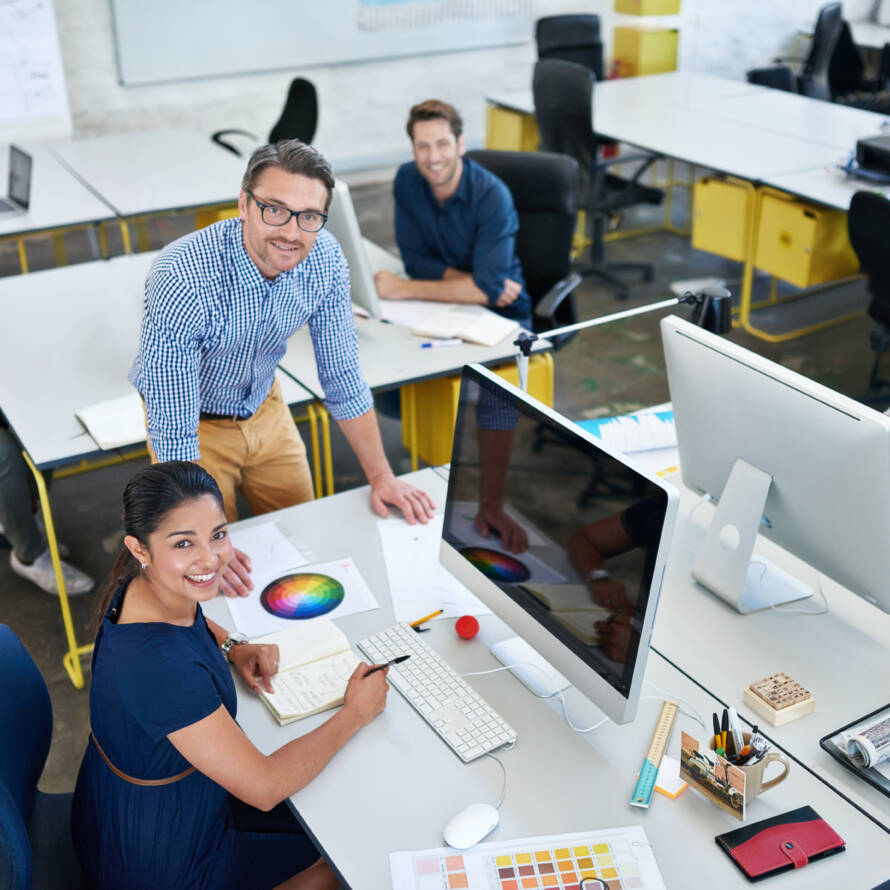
[366,655,410,676]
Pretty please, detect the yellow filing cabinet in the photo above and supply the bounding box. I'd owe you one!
[612,27,679,77]
[485,104,539,152]
[615,0,681,13]
[691,177,754,263]
[753,190,859,289]
[402,354,554,467]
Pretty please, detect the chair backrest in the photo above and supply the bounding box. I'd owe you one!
[535,14,604,80]
[533,58,598,198]
[848,191,890,328]
[464,149,580,334]
[268,77,318,145]
[746,66,797,92]
[829,20,866,95]
[801,3,843,99]
[0,625,53,890]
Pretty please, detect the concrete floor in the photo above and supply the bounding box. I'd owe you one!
[0,177,877,795]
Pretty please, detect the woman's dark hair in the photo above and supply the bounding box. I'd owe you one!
[94,461,224,632]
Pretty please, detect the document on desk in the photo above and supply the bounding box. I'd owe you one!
[76,390,145,449]
[390,825,666,889]
[376,514,491,623]
[226,523,381,637]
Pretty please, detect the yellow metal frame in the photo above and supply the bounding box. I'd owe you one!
[1,220,121,274]
[120,202,238,255]
[738,185,864,343]
[22,450,91,688]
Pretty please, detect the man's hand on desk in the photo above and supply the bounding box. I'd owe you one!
[369,472,435,525]
[495,277,521,308]
[474,503,528,554]
[374,270,410,300]
[218,547,253,598]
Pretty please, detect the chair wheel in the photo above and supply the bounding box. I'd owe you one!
[617,291,629,301]
[643,268,654,282]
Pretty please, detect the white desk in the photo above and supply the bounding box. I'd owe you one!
[48,128,243,218]
[652,483,890,830]
[204,468,890,889]
[765,164,890,210]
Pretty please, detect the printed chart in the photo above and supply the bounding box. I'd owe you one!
[391,826,665,890]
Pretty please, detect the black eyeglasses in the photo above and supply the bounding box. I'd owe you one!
[246,191,328,232]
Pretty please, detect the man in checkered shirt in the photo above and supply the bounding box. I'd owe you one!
[131,140,434,596]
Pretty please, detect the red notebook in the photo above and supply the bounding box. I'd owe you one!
[715,806,845,882]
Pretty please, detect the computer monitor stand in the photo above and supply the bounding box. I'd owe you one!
[692,459,813,613]
[489,636,572,698]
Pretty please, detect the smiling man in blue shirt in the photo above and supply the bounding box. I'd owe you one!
[131,140,434,595]
[374,100,532,327]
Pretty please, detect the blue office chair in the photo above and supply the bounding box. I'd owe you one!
[0,625,87,890]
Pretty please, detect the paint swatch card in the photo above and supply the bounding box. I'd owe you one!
[390,826,666,890]
[227,556,379,638]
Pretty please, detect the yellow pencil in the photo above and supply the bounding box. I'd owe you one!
[409,609,443,627]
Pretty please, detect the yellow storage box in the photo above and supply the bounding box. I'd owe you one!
[615,0,681,14]
[485,104,539,153]
[753,190,859,289]
[691,177,753,263]
[401,354,554,467]
[612,27,679,77]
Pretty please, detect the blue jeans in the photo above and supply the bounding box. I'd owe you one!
[0,429,45,562]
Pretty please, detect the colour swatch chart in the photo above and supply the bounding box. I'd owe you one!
[390,826,665,890]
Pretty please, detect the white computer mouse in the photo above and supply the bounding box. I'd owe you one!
[443,803,500,850]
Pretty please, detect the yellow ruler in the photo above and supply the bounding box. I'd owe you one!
[630,700,679,808]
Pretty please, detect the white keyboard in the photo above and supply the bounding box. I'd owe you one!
[357,623,517,762]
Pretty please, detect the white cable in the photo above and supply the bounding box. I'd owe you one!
[484,751,508,809]
[641,684,707,732]
[463,662,609,734]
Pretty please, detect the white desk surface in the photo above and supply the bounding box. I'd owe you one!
[281,317,548,398]
[765,164,890,210]
[204,468,890,889]
[653,483,890,830]
[850,20,890,49]
[0,252,313,469]
[48,128,244,218]
[0,143,115,237]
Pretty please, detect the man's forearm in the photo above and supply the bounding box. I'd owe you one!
[405,269,489,305]
[336,409,394,484]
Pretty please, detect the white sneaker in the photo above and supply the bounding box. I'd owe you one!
[10,549,94,596]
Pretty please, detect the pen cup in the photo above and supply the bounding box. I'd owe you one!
[709,732,790,804]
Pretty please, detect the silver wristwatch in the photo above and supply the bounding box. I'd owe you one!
[220,632,248,661]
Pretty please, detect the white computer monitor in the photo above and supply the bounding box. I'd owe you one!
[661,314,890,614]
[439,364,679,724]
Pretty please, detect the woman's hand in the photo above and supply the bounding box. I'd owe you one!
[342,662,389,727]
[228,643,280,694]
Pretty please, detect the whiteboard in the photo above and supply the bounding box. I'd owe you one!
[0,0,71,140]
[110,0,532,87]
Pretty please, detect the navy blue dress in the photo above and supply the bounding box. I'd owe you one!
[72,583,318,890]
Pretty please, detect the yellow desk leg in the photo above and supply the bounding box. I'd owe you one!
[51,232,67,267]
[21,451,91,690]
[735,181,761,334]
[16,237,29,274]
[304,403,324,500]
[317,404,334,497]
[98,223,109,259]
[119,220,133,255]
[403,385,418,472]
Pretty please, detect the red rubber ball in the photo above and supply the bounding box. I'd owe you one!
[455,615,479,639]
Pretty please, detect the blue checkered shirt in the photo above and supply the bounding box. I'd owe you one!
[129,218,373,462]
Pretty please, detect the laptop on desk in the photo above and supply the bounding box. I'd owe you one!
[326,178,405,318]
[0,145,33,217]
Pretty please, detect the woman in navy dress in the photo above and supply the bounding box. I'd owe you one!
[72,461,389,889]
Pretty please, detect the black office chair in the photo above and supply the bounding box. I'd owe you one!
[0,625,88,890]
[532,58,663,302]
[212,77,318,157]
[535,14,604,80]
[464,149,582,349]
[847,191,890,405]
[746,66,798,92]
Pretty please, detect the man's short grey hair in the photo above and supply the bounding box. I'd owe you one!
[241,140,335,211]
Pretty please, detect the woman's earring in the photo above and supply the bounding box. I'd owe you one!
[141,562,147,570]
